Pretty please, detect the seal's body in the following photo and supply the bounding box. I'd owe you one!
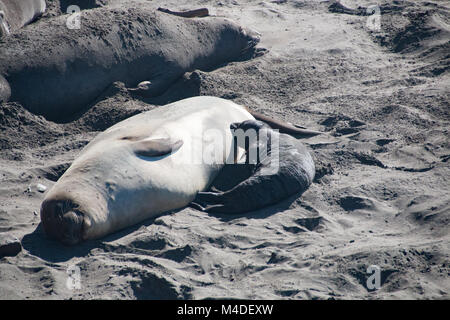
[0,6,259,120]
[192,120,315,213]
[0,0,45,37]
[40,97,254,245]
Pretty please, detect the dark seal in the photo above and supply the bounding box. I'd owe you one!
[191,120,315,214]
[0,5,259,121]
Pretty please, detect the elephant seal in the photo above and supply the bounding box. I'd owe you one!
[40,96,256,245]
[191,119,315,213]
[0,0,45,37]
[40,97,320,244]
[0,6,259,120]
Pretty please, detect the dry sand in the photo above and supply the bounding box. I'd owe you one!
[0,0,449,299]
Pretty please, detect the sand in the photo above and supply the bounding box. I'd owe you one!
[0,0,448,299]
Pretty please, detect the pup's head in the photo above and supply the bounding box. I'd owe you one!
[230,120,272,164]
[230,119,269,131]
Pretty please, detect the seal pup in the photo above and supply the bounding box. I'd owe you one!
[40,96,257,245]
[191,120,315,213]
[0,6,259,120]
[0,0,45,37]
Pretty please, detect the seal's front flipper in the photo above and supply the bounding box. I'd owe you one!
[127,81,156,97]
[133,138,183,157]
[127,76,178,98]
[191,191,225,213]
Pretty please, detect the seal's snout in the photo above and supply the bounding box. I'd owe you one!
[40,200,84,245]
[240,26,260,53]
[247,28,261,45]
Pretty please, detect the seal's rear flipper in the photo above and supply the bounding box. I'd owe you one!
[157,7,209,18]
[246,109,322,137]
[190,191,226,213]
[133,138,183,157]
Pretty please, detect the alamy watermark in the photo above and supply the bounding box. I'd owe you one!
[366,265,381,290]
[166,126,280,175]
[366,5,381,32]
[66,264,81,290]
[66,5,81,30]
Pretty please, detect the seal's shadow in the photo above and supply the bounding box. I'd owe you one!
[203,192,301,222]
[21,224,101,263]
[21,214,171,263]
[22,193,297,263]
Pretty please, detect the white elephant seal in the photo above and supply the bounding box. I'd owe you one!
[40,96,256,245]
[0,0,45,37]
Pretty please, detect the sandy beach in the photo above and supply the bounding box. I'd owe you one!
[0,0,448,299]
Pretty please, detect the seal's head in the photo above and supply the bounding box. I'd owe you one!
[195,18,261,69]
[236,25,261,55]
[40,199,85,245]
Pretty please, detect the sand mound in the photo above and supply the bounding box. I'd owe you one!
[329,0,450,76]
[0,103,64,161]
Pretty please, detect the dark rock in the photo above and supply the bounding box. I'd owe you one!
[0,234,22,258]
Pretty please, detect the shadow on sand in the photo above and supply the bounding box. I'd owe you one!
[204,192,302,223]
[21,192,297,263]
[21,214,169,263]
